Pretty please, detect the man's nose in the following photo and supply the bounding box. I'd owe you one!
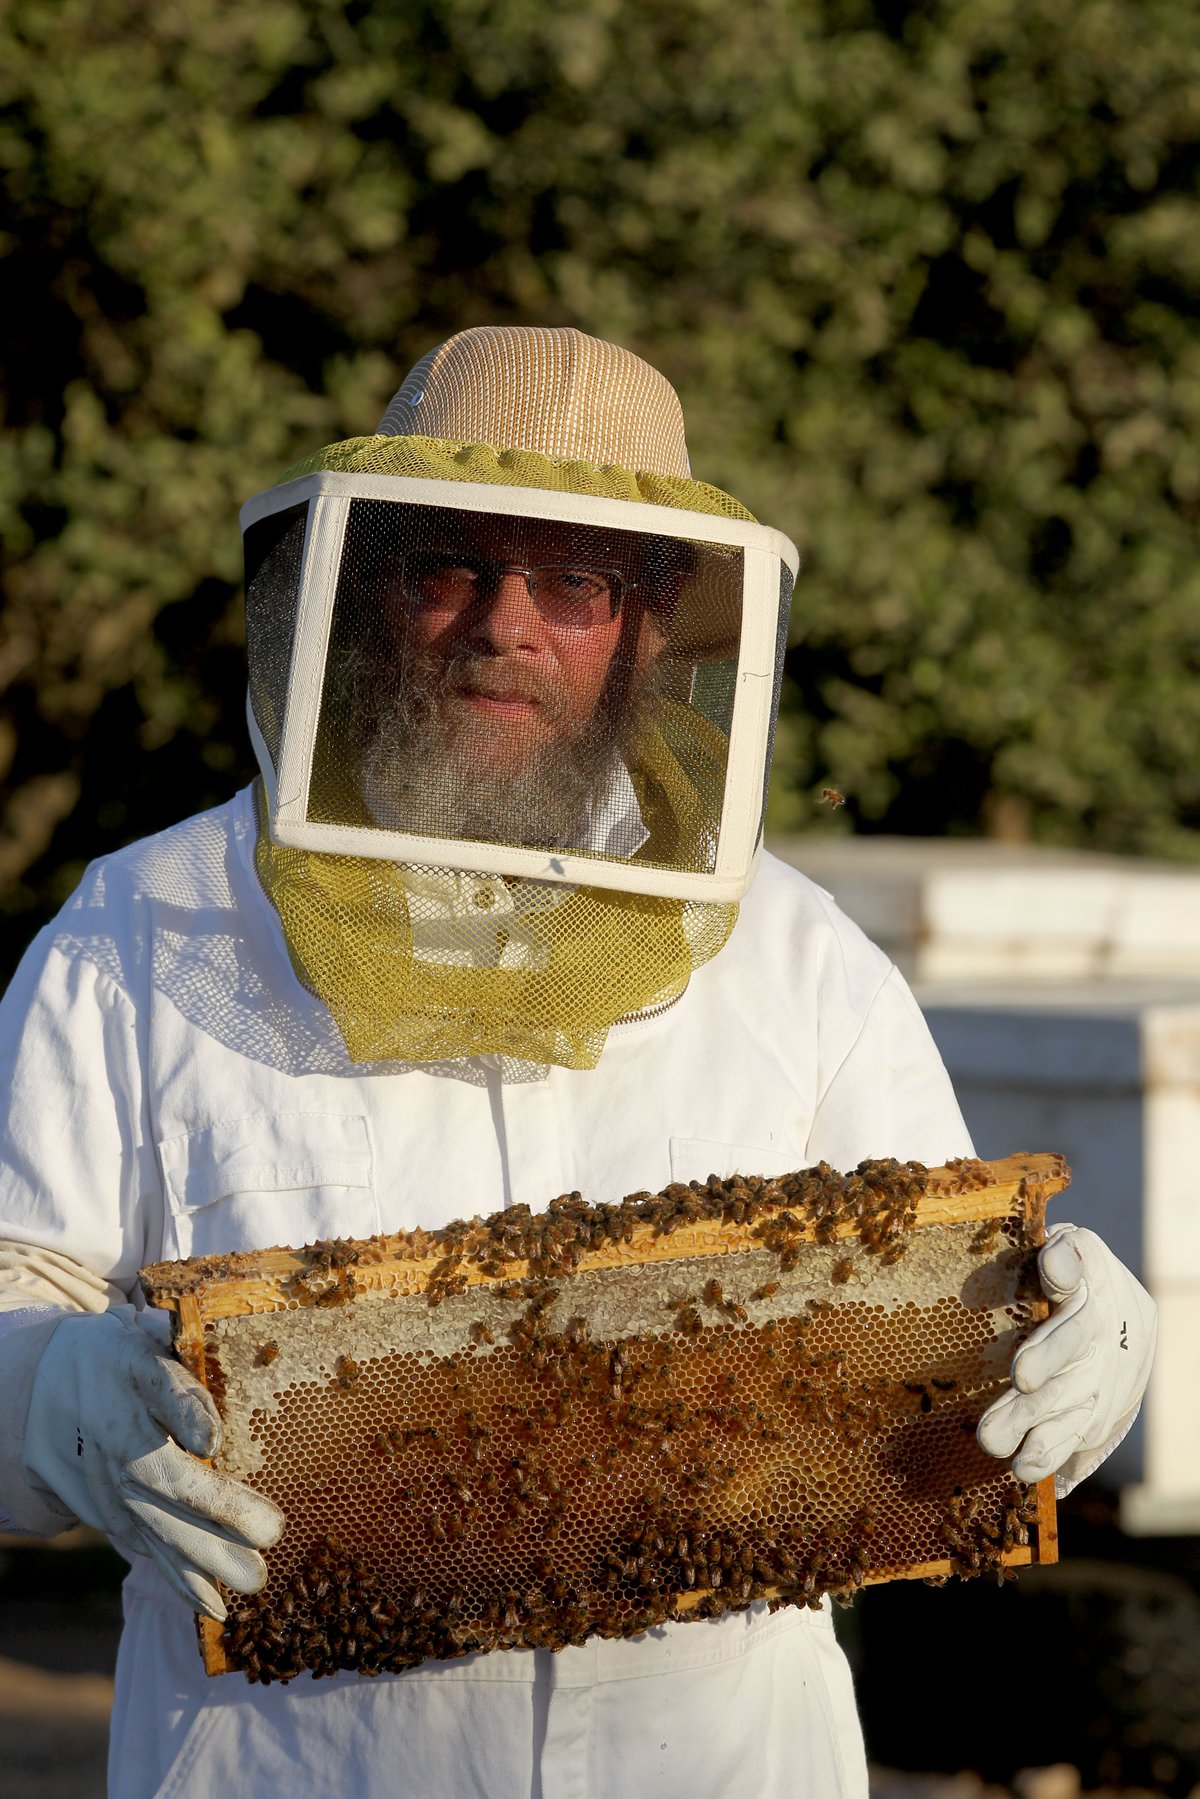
[472,569,545,653]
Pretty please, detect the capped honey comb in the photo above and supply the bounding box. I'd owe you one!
[140,1151,1069,1684]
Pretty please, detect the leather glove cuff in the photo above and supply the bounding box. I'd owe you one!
[0,1311,81,1535]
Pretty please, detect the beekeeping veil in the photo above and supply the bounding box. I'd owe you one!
[244,326,798,1069]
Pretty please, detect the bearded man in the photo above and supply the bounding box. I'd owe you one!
[325,513,678,871]
[0,326,1155,1798]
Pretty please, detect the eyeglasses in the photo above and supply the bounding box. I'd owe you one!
[398,552,630,632]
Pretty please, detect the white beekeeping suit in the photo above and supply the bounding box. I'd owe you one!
[0,327,1155,1799]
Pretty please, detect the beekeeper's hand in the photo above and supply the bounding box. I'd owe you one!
[23,1307,283,1621]
[977,1224,1156,1487]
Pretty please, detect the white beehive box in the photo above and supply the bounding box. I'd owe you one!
[780,836,1200,984]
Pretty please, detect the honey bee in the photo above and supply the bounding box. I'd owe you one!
[254,1341,279,1367]
[971,1216,1003,1254]
[332,1355,360,1392]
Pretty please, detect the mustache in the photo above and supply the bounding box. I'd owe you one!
[441,654,566,714]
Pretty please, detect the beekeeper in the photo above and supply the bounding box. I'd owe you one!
[0,327,1156,1798]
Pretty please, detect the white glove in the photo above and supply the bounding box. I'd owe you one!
[977,1224,1157,1486]
[24,1307,283,1622]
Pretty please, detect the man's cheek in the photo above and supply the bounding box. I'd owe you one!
[559,658,612,720]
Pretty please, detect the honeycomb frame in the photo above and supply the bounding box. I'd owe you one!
[141,1151,1068,1683]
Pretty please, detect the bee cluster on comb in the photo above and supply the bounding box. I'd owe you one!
[141,1150,1068,1685]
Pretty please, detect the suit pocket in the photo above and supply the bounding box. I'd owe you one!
[156,1111,377,1258]
[668,1138,799,1185]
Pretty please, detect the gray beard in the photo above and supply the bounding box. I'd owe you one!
[360,655,639,849]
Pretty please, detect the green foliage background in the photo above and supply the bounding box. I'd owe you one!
[2,0,1199,967]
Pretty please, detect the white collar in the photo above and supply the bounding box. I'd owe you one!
[573,758,649,858]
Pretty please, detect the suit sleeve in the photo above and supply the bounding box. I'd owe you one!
[804,964,975,1169]
[0,930,160,1286]
[0,927,159,1532]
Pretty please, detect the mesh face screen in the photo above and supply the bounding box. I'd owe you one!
[305,500,744,877]
[245,504,308,765]
[143,1151,1066,1684]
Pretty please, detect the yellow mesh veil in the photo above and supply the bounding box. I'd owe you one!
[253,434,751,1069]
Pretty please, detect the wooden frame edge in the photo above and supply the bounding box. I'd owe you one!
[1034,1472,1060,1566]
[145,1152,1071,1323]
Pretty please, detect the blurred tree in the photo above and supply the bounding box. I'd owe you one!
[2,0,1199,971]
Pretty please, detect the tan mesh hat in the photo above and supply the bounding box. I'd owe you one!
[376,326,693,477]
[243,323,800,903]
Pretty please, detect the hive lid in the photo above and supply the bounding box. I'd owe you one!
[772,834,1200,983]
